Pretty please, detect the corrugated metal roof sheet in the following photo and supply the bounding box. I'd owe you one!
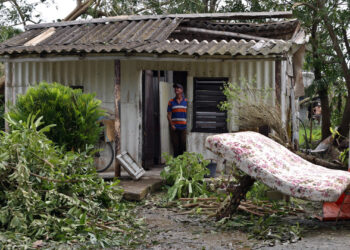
[0,13,305,57]
[24,11,294,29]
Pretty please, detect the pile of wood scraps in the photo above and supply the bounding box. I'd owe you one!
[171,198,305,218]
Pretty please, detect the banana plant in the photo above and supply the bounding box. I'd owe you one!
[161,152,210,201]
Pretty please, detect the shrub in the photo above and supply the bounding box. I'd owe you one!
[8,82,104,151]
[0,115,143,248]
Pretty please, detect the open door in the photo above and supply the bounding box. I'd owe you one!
[142,70,155,169]
[159,81,174,162]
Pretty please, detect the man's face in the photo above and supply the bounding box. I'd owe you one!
[174,87,183,95]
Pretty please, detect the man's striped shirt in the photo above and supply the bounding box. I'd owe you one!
[167,97,187,130]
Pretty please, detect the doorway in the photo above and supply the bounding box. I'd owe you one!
[142,70,187,169]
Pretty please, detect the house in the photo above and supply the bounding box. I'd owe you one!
[0,12,307,174]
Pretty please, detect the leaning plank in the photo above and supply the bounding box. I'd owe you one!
[205,131,350,202]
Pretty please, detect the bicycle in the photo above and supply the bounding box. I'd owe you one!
[94,119,115,172]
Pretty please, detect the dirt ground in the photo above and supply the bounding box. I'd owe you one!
[134,193,350,250]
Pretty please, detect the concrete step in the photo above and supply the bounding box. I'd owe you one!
[99,168,164,201]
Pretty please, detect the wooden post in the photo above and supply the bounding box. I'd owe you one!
[114,60,121,177]
[309,117,313,145]
[275,60,281,105]
[4,61,11,132]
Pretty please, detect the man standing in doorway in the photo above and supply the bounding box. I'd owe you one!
[167,83,187,157]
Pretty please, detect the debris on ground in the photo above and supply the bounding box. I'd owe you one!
[134,191,350,249]
[169,198,305,218]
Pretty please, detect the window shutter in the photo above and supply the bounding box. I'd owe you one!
[192,78,228,133]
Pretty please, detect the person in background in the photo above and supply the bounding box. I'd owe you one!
[167,83,187,157]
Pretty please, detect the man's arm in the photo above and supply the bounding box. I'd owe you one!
[167,112,176,130]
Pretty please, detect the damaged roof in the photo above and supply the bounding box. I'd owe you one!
[0,12,306,57]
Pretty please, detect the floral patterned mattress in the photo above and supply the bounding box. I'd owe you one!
[205,131,350,202]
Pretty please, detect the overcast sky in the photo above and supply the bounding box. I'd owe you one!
[36,0,77,23]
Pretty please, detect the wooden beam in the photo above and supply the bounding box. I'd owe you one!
[114,59,121,177]
[179,27,272,41]
[275,60,281,105]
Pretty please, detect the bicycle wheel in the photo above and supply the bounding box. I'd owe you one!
[95,141,114,172]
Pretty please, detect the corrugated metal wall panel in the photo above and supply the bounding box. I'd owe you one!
[6,60,115,113]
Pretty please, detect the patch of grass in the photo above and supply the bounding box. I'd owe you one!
[299,123,322,149]
[246,181,270,201]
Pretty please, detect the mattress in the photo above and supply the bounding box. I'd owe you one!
[205,131,350,202]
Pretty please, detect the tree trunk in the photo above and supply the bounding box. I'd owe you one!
[209,0,217,12]
[216,175,255,221]
[203,0,209,12]
[319,88,331,140]
[311,18,331,140]
[338,92,350,137]
[317,0,350,138]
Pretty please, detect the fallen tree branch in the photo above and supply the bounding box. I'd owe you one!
[295,151,345,170]
[29,151,55,169]
[87,222,124,233]
[239,205,265,216]
[177,196,305,218]
[182,203,200,208]
[64,0,95,21]
[268,134,345,170]
[179,197,219,201]
[7,164,79,183]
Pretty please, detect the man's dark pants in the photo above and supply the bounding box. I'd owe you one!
[171,129,186,157]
